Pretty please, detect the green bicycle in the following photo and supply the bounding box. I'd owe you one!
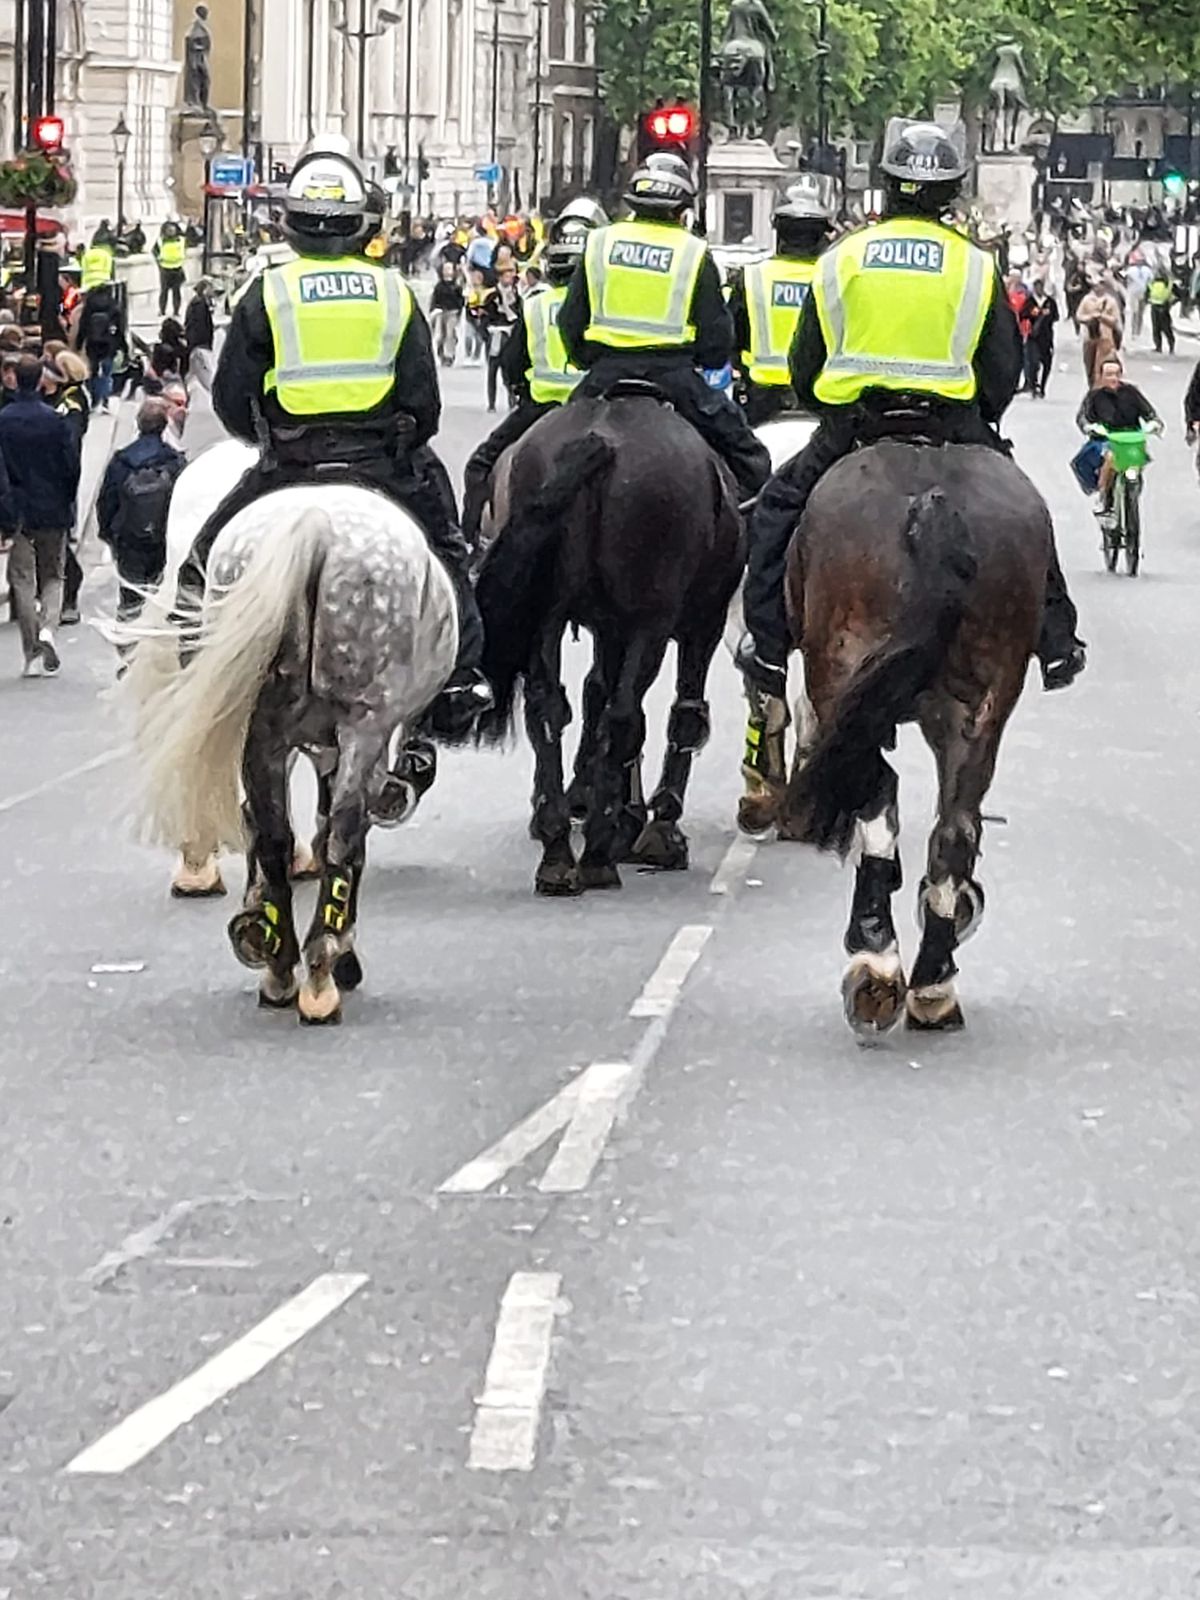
[1089,424,1157,577]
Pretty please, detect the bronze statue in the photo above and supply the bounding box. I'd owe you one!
[985,39,1028,153]
[183,4,213,111]
[716,0,777,140]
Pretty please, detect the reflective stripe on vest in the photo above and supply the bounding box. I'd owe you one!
[262,256,412,416]
[525,285,580,404]
[81,245,115,290]
[812,220,993,406]
[742,257,815,387]
[159,237,186,270]
[583,221,707,349]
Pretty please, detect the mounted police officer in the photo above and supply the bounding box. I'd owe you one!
[174,134,490,737]
[737,119,1086,725]
[728,179,833,424]
[461,197,606,548]
[557,154,771,501]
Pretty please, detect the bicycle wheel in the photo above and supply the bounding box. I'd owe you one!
[1102,491,1120,572]
[1124,479,1141,576]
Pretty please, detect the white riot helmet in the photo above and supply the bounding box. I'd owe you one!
[283,133,372,256]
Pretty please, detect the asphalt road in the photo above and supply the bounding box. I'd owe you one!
[2,327,1200,1598]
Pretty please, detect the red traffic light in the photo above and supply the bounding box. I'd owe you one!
[32,115,65,153]
[648,106,695,143]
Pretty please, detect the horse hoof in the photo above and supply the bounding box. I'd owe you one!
[629,821,689,871]
[535,860,583,897]
[737,791,781,837]
[955,880,986,946]
[842,950,906,1037]
[228,910,278,970]
[171,858,226,898]
[371,775,419,830]
[298,983,342,1025]
[333,949,364,990]
[905,988,965,1032]
[258,983,297,1010]
[290,842,321,881]
[579,861,622,892]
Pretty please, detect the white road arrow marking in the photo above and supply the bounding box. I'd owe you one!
[468,1270,562,1472]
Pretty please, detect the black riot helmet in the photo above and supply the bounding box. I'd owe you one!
[772,181,834,255]
[879,118,969,219]
[624,161,696,220]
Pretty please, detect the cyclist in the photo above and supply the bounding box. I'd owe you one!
[1076,355,1162,524]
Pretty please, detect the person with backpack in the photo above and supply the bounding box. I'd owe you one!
[43,350,92,623]
[76,281,126,412]
[96,396,185,631]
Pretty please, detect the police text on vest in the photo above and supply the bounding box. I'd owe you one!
[298,271,381,302]
[608,241,675,273]
[862,238,945,273]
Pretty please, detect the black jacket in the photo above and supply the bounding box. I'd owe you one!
[1185,362,1200,429]
[97,430,186,553]
[1077,383,1159,434]
[79,286,126,362]
[0,391,80,532]
[558,223,732,372]
[184,293,215,352]
[788,226,1022,425]
[212,267,441,450]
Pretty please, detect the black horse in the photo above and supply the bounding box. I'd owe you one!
[475,393,743,895]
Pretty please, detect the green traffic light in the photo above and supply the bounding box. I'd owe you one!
[1163,170,1186,196]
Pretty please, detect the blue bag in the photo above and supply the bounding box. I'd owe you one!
[1070,438,1105,494]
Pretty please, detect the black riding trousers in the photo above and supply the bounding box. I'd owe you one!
[461,399,557,545]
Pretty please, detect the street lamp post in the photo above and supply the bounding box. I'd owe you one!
[698,0,713,233]
[111,112,131,239]
[531,0,547,209]
[197,116,221,276]
[489,0,502,209]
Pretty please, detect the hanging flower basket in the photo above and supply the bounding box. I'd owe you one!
[0,151,77,210]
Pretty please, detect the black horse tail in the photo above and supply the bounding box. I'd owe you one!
[788,488,977,856]
[475,430,615,742]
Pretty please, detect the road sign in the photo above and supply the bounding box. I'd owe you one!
[210,155,255,190]
[474,162,501,185]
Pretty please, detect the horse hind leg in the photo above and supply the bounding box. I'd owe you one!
[580,628,667,890]
[631,628,719,872]
[298,724,387,1024]
[566,647,606,823]
[227,712,300,1009]
[907,708,1000,1033]
[525,624,579,896]
[841,764,907,1038]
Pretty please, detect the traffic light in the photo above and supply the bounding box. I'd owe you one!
[418,152,430,184]
[637,102,698,164]
[1163,166,1186,199]
[31,115,65,155]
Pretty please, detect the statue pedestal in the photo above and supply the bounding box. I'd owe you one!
[705,139,786,248]
[975,152,1035,233]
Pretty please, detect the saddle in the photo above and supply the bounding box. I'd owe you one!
[600,377,673,406]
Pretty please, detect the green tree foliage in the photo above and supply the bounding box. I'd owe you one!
[593,0,1185,143]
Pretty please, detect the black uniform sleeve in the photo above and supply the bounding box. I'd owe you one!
[727,277,751,368]
[213,279,274,442]
[788,293,829,411]
[689,254,732,369]
[1127,384,1160,426]
[973,270,1023,425]
[1186,362,1200,427]
[500,308,531,392]
[558,262,590,368]
[395,298,441,448]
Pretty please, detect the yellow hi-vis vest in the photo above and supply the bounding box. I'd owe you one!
[742,256,816,387]
[525,285,580,404]
[262,255,413,416]
[583,220,707,350]
[159,236,186,270]
[81,244,115,290]
[812,219,993,406]
[1148,278,1172,306]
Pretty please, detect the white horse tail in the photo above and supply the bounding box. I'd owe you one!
[130,506,329,853]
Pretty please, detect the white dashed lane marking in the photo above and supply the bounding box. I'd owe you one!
[468,1271,562,1472]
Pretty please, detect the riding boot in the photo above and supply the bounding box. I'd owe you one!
[740,416,855,687]
[1037,544,1087,691]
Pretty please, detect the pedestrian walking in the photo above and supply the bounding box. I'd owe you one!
[1148,271,1176,355]
[96,396,184,636]
[0,353,80,677]
[43,350,92,623]
[429,261,465,366]
[76,280,126,412]
[184,278,216,389]
[154,221,188,317]
[463,267,488,364]
[1024,279,1059,398]
[480,265,520,412]
[1076,282,1123,388]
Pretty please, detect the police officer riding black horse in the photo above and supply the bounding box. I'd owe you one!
[175,135,491,740]
[557,154,772,503]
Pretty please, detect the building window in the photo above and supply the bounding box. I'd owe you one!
[561,110,574,182]
[723,191,754,244]
[581,114,593,183]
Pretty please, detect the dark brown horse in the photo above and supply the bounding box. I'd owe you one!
[475,393,743,894]
[778,440,1049,1035]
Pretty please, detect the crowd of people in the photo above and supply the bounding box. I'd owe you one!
[0,252,214,679]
